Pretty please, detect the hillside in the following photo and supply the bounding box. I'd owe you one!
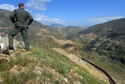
[0,9,112,84]
[0,9,13,27]
[85,38,125,64]
[71,34,125,84]
[78,18,125,42]
[0,36,111,84]
[61,26,84,37]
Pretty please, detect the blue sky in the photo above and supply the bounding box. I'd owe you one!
[0,0,125,26]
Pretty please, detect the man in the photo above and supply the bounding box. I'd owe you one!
[8,3,33,51]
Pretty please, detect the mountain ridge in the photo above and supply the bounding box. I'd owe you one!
[49,23,66,28]
[78,18,125,43]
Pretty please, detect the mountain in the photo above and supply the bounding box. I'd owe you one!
[0,9,13,27]
[49,23,66,28]
[77,19,125,64]
[61,26,84,38]
[0,9,110,83]
[78,26,89,29]
[0,9,125,84]
[78,18,125,42]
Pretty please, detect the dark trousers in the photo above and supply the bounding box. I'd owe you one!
[8,26,29,50]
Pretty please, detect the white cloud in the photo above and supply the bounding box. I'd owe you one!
[0,4,17,11]
[34,14,65,25]
[26,0,51,11]
[87,16,125,24]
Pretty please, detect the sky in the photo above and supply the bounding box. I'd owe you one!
[0,0,125,26]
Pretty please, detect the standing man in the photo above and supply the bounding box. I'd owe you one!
[8,3,33,51]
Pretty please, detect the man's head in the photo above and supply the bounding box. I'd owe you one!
[18,3,24,9]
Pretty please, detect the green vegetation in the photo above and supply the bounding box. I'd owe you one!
[85,38,125,64]
[0,46,107,84]
[62,44,73,49]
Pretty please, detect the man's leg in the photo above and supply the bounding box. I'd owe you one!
[21,28,29,51]
[8,27,20,49]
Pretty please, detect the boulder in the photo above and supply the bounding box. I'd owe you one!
[0,36,7,50]
[0,36,8,54]
[0,43,7,50]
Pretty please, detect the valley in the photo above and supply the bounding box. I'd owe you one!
[0,9,125,84]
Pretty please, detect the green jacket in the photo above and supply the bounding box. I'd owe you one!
[9,8,33,27]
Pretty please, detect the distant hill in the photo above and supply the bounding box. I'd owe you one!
[0,9,13,27]
[78,18,125,42]
[62,26,84,37]
[78,26,89,29]
[49,23,66,28]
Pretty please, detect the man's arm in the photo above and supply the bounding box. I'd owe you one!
[27,12,33,26]
[9,10,16,24]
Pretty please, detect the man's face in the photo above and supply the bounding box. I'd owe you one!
[21,6,24,9]
[22,6,24,9]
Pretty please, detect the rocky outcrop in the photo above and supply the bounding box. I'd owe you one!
[0,36,7,54]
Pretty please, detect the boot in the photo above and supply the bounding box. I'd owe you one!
[9,46,14,50]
